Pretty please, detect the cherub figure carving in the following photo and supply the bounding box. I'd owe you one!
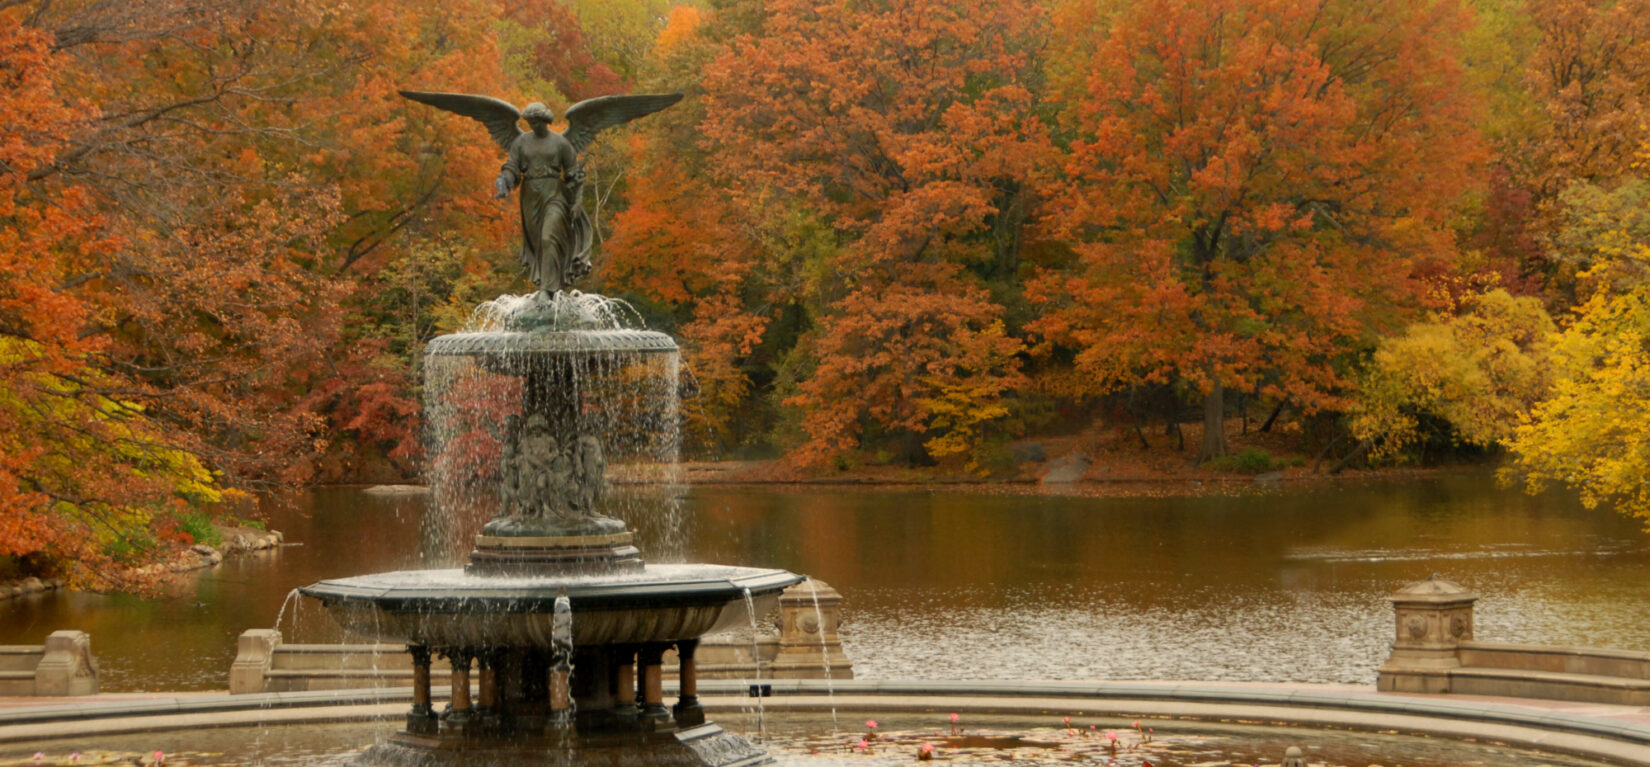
[401,90,682,294]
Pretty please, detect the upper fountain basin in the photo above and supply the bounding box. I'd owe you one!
[299,563,803,647]
[424,329,678,357]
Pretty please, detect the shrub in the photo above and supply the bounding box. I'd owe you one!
[176,512,222,547]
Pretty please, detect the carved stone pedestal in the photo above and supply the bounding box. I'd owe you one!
[1377,576,1476,694]
[467,531,643,575]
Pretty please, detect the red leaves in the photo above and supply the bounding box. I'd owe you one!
[1033,0,1481,424]
[688,0,1048,465]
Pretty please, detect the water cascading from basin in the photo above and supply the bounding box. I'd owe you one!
[301,86,798,766]
[300,290,802,767]
[419,291,688,567]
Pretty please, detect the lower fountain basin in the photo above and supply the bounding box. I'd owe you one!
[300,564,803,647]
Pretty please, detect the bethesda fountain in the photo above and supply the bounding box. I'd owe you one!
[298,90,802,766]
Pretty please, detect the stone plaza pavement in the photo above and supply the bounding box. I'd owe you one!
[1,680,1647,764]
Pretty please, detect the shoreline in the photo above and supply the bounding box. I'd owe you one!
[352,461,1499,500]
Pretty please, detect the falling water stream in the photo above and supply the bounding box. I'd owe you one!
[271,588,302,637]
[741,586,766,740]
[805,580,839,733]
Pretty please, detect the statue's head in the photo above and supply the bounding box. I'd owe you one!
[522,102,555,125]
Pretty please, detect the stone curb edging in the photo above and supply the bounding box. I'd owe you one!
[0,687,425,728]
[688,680,1650,746]
[3,680,1649,764]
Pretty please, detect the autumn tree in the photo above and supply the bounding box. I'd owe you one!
[693,0,1049,468]
[0,0,541,583]
[1505,157,1650,520]
[0,13,226,589]
[1031,0,1482,462]
[1461,0,1650,297]
[1524,0,1650,200]
[499,0,627,104]
[1350,289,1555,460]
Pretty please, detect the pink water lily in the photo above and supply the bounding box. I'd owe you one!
[32,753,43,765]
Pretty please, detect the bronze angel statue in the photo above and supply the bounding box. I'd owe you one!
[400,90,683,294]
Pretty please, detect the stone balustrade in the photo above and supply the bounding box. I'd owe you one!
[0,631,99,697]
[229,630,450,694]
[1378,577,1650,705]
[230,578,852,694]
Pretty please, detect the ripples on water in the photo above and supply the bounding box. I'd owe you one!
[0,718,1618,767]
[1,474,1646,690]
[840,588,1390,684]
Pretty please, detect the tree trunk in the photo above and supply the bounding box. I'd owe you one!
[1329,438,1373,475]
[1260,399,1287,433]
[1198,374,1228,463]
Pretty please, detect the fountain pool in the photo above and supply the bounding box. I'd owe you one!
[0,713,1627,767]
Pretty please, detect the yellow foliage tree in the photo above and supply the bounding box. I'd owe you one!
[1352,289,1555,460]
[1506,171,1650,520]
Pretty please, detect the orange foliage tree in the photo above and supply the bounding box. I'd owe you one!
[694,0,1049,468]
[0,14,228,588]
[0,0,538,584]
[1031,0,1482,462]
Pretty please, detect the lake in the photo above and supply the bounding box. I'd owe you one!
[1,473,1645,691]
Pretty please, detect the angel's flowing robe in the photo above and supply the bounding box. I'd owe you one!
[498,130,592,293]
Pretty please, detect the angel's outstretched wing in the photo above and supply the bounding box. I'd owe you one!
[400,90,523,154]
[563,93,684,154]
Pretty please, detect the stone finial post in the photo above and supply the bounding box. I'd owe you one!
[1377,576,1476,694]
[771,578,853,680]
[230,629,281,694]
[33,630,98,697]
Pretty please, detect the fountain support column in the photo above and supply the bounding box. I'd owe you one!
[550,662,572,716]
[612,646,639,720]
[673,639,704,726]
[476,650,499,721]
[408,645,437,734]
[639,643,670,726]
[446,649,474,728]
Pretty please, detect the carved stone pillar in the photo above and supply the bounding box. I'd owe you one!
[611,646,639,720]
[1377,577,1476,694]
[672,639,704,726]
[476,650,498,718]
[446,649,474,727]
[549,653,573,718]
[408,644,437,734]
[638,644,669,725]
[772,578,854,679]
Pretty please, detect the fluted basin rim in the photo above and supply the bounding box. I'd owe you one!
[298,563,802,613]
[424,329,678,357]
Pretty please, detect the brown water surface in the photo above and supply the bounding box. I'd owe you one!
[0,473,1644,690]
